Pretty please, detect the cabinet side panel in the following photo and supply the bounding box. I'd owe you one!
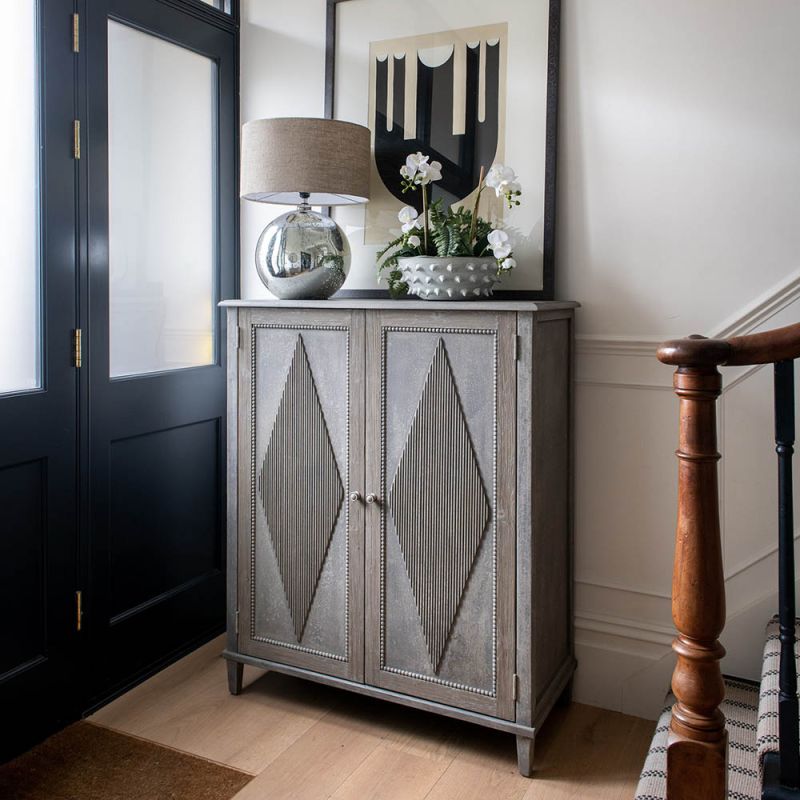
[532,317,573,705]
[515,312,534,726]
[226,307,239,654]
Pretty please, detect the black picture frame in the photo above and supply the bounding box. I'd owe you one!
[324,0,561,301]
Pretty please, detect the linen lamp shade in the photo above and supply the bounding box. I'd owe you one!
[240,117,371,206]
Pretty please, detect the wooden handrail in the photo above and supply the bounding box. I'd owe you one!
[656,321,799,799]
[658,322,800,368]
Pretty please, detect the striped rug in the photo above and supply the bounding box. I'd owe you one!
[634,680,761,800]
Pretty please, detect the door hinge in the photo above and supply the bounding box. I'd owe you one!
[514,335,521,361]
[236,327,242,350]
[73,329,82,368]
[72,14,80,53]
[513,673,519,701]
[73,120,81,159]
[235,609,240,635]
[75,590,83,632]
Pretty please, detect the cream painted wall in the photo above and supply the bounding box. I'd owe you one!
[240,0,328,300]
[560,0,800,719]
[240,0,800,719]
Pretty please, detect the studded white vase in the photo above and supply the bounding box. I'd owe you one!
[397,256,500,301]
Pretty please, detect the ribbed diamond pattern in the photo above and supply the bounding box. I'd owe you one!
[259,335,343,642]
[389,338,490,672]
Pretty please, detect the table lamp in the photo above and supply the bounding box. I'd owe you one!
[241,117,371,299]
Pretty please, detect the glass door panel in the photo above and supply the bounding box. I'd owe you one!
[0,1,40,394]
[108,20,217,378]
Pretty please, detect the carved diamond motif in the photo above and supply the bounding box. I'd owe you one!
[389,338,490,671]
[259,335,344,642]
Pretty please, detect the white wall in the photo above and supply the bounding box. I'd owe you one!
[240,0,328,300]
[241,0,800,719]
[560,0,800,719]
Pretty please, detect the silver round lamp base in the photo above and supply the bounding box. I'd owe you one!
[255,205,350,300]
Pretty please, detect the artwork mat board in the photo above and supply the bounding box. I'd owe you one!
[327,0,558,298]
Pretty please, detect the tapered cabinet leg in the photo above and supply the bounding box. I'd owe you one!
[227,660,244,696]
[516,734,535,777]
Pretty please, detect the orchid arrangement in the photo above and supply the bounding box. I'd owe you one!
[377,153,523,297]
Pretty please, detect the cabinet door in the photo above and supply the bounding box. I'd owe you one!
[365,311,516,718]
[237,309,364,681]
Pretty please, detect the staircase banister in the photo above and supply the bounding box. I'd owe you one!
[658,319,800,799]
[658,322,800,368]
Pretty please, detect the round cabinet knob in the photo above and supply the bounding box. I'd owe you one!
[366,493,380,505]
[349,491,362,503]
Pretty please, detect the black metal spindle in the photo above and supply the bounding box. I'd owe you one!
[775,358,799,789]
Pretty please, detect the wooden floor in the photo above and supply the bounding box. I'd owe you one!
[90,637,654,799]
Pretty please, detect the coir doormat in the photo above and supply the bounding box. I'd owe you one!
[0,721,252,800]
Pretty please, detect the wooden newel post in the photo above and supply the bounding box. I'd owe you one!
[667,366,728,800]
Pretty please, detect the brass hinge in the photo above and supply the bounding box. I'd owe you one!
[513,673,519,701]
[75,590,83,632]
[72,14,80,53]
[234,609,240,635]
[73,120,81,159]
[73,328,82,368]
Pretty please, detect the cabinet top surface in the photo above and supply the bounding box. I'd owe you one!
[220,298,579,312]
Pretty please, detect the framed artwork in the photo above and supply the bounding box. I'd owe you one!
[326,0,560,299]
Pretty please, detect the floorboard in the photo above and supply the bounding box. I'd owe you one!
[89,636,654,799]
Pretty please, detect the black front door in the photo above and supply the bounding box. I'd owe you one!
[83,0,236,701]
[0,0,79,758]
[0,0,237,756]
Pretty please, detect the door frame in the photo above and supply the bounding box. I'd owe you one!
[0,0,81,760]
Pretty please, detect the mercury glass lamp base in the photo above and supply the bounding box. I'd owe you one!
[254,204,351,300]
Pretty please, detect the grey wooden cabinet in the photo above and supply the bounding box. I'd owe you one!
[222,300,577,776]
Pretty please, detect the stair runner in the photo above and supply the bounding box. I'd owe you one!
[635,617,799,800]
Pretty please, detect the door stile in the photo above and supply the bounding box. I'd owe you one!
[350,309,367,682]
[364,310,384,687]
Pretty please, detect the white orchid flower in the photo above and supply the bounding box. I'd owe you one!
[488,229,510,248]
[486,164,521,198]
[416,159,443,185]
[400,152,442,187]
[501,257,517,270]
[398,205,418,224]
[406,152,429,173]
[399,210,425,234]
[407,234,421,248]
[487,228,513,260]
